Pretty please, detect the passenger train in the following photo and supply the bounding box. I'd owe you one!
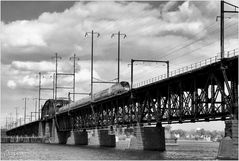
[41,99,69,120]
[41,81,130,119]
[58,81,130,114]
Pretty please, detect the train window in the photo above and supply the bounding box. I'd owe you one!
[56,102,63,107]
[120,81,130,89]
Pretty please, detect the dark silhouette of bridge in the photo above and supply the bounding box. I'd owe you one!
[65,55,239,127]
[6,52,238,158]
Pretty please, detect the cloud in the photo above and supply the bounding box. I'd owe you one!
[7,80,17,89]
[2,1,238,82]
[19,75,38,87]
[1,1,238,122]
[11,61,55,72]
[1,20,50,47]
[161,1,184,12]
[1,1,226,64]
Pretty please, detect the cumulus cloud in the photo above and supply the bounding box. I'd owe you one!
[7,80,17,89]
[1,1,227,64]
[1,1,238,98]
[161,1,184,12]
[1,20,50,47]
[19,75,38,86]
[11,61,55,72]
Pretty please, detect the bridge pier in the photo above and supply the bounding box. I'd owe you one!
[129,124,165,151]
[218,119,238,160]
[73,129,88,145]
[99,129,116,147]
[45,122,51,138]
[88,128,100,145]
[56,131,70,144]
[53,119,70,144]
[41,119,70,144]
[38,121,43,137]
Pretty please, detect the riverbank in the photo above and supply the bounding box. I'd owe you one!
[1,137,43,143]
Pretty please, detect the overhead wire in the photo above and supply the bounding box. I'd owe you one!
[169,22,238,61]
[94,2,213,82]
[85,1,238,86]
[133,19,238,82]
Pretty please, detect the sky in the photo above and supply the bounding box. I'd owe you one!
[1,0,238,130]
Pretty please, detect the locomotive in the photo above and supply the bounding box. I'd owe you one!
[58,81,130,114]
[41,99,69,120]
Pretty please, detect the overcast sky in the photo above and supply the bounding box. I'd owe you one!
[1,0,238,130]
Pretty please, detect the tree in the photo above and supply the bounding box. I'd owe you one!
[164,125,171,131]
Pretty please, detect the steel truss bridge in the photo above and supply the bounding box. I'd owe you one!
[56,56,238,132]
[7,55,238,135]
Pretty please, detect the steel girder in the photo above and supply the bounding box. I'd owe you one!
[6,57,237,135]
[6,121,40,136]
[55,57,238,131]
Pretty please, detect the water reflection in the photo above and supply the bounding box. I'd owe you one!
[1,140,219,160]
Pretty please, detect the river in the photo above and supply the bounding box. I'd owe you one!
[1,140,219,160]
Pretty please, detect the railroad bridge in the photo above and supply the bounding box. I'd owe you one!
[6,55,238,158]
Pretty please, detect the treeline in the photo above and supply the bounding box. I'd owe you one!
[165,125,224,141]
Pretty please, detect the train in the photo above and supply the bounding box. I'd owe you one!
[41,81,130,119]
[41,99,70,120]
[57,81,130,114]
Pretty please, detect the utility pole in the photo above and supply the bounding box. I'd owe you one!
[52,53,62,101]
[9,113,12,128]
[38,72,54,119]
[111,31,127,83]
[38,72,41,120]
[19,117,22,126]
[30,112,36,122]
[85,30,100,101]
[35,98,37,120]
[130,59,169,89]
[220,0,224,59]
[70,54,80,102]
[219,0,238,59]
[52,53,75,102]
[15,107,18,127]
[53,73,55,100]
[32,98,38,121]
[23,98,28,124]
[6,117,8,129]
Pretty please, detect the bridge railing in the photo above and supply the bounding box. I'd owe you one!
[134,48,239,88]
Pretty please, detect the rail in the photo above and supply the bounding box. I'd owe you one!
[134,48,239,88]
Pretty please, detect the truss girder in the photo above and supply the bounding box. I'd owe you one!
[6,57,238,135]
[53,58,237,131]
[57,72,233,131]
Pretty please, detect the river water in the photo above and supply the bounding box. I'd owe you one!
[1,140,219,160]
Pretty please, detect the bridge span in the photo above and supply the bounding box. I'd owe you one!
[6,55,238,159]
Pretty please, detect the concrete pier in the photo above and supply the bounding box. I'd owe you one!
[88,128,100,145]
[129,124,165,151]
[218,119,238,160]
[42,119,70,144]
[99,129,116,147]
[57,131,70,144]
[74,130,88,145]
[38,122,43,137]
